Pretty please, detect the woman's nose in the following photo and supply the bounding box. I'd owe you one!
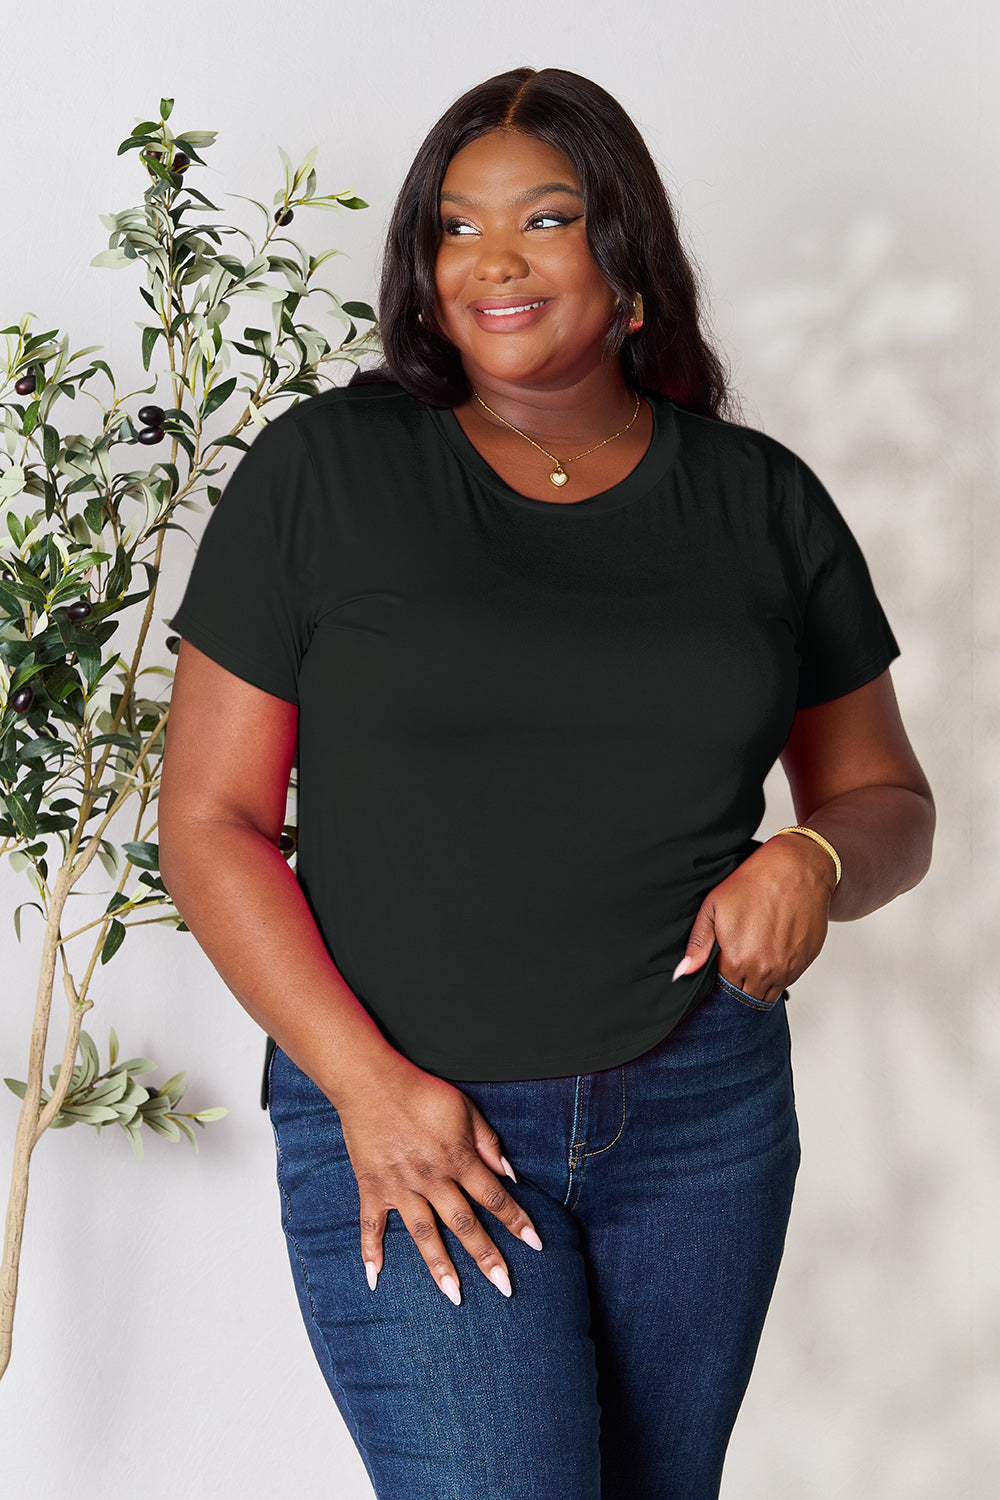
[473,234,529,283]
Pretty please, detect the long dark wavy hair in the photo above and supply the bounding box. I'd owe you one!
[351,67,739,421]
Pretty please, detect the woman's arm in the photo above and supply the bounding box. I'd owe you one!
[775,668,935,920]
[159,641,543,1304]
[674,669,935,1000]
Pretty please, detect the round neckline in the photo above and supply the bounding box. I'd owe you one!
[426,388,679,516]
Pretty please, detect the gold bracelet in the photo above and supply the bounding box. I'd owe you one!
[773,825,842,887]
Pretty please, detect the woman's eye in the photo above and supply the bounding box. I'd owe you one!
[441,219,478,236]
[527,212,579,230]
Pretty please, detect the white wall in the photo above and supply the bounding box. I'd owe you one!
[1,2,995,1495]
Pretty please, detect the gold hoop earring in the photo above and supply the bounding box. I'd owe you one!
[627,292,644,335]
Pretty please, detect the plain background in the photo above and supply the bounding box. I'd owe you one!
[0,2,995,1496]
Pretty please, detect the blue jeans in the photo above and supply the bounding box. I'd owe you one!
[266,973,800,1499]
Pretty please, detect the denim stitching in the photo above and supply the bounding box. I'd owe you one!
[580,1066,627,1159]
[270,1095,374,1479]
[716,973,780,1011]
[563,1075,586,1206]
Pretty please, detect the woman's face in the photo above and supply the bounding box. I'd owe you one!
[433,130,620,392]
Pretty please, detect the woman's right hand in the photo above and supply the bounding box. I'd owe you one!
[334,1056,544,1305]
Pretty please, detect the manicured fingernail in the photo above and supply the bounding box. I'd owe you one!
[520,1226,543,1252]
[672,956,692,981]
[365,1261,378,1292]
[440,1274,461,1306]
[490,1266,512,1298]
[500,1156,517,1183]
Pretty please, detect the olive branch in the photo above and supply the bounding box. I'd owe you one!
[0,96,379,1380]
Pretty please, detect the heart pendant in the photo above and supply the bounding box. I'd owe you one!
[550,469,568,487]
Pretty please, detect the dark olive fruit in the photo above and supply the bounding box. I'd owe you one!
[67,599,92,622]
[165,635,180,653]
[137,426,165,445]
[275,207,294,226]
[277,833,296,853]
[10,685,34,713]
[172,154,190,172]
[137,404,164,427]
[15,371,36,396]
[145,1086,159,1099]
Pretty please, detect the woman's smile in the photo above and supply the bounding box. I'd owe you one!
[470,296,553,331]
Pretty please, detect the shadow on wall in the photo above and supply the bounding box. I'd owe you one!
[723,211,996,1498]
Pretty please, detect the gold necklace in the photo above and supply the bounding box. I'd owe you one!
[471,387,642,488]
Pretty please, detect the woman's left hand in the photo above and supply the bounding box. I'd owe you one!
[673,835,838,1004]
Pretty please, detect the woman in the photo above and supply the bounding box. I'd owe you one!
[160,67,934,1499]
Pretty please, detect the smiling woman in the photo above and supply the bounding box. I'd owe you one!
[431,132,649,499]
[160,65,934,1500]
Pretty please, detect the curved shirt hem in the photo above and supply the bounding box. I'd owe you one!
[422,979,716,1083]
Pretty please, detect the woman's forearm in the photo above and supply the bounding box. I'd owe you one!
[769,783,936,922]
[160,820,406,1109]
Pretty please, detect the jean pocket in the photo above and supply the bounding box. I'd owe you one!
[715,972,788,1012]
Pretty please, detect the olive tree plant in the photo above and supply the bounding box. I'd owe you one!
[0,99,377,1380]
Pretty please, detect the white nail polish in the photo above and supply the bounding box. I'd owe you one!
[440,1274,461,1306]
[672,955,692,981]
[490,1266,513,1298]
[500,1155,517,1183]
[365,1261,378,1292]
[520,1226,543,1252]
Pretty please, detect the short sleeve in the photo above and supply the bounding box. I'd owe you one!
[792,454,901,708]
[168,407,320,704]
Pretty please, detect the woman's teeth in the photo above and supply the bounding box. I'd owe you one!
[480,301,546,317]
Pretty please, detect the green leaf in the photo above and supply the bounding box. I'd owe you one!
[4,1078,27,1100]
[83,495,105,533]
[141,325,161,371]
[57,1103,121,1125]
[160,98,174,121]
[121,1056,157,1077]
[78,1031,100,1088]
[122,839,159,871]
[192,1107,228,1122]
[100,917,126,964]
[199,376,237,422]
[84,1073,129,1106]
[109,1027,119,1069]
[88,733,141,752]
[0,580,23,618]
[144,1113,181,1141]
[90,248,135,270]
[157,1072,186,1105]
[172,1115,198,1149]
[341,301,376,321]
[42,424,60,467]
[13,901,44,941]
[6,791,36,840]
[76,640,102,690]
[121,1118,145,1161]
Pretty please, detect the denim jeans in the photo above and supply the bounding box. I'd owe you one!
[266,972,800,1499]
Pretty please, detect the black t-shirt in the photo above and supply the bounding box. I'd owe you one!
[169,382,900,1081]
